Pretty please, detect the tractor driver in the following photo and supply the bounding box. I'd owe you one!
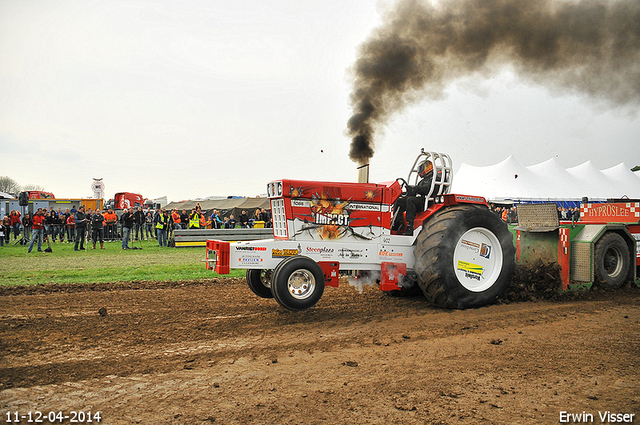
[393,159,434,236]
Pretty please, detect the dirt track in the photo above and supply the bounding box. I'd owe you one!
[1,279,639,425]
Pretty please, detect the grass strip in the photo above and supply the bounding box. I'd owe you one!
[0,238,244,286]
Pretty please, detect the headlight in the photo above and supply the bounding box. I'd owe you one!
[267,181,283,198]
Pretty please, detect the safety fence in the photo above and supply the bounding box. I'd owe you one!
[173,228,274,248]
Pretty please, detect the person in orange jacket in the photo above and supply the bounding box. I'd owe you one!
[103,208,118,240]
[171,209,181,228]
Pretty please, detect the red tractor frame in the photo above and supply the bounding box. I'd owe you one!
[206,149,515,311]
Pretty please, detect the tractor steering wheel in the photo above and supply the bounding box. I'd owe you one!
[396,178,409,196]
[391,178,409,233]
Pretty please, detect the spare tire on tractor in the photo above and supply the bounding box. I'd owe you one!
[413,204,515,309]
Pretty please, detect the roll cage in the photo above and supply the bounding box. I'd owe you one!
[405,149,453,201]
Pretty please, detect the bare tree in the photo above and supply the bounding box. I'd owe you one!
[0,176,20,194]
[21,184,45,191]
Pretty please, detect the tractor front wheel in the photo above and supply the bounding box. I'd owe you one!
[414,204,515,308]
[246,269,274,298]
[271,256,325,311]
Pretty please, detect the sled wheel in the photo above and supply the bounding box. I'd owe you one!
[246,269,273,298]
[594,232,630,288]
[413,204,515,308]
[271,256,325,311]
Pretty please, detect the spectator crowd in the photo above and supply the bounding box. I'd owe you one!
[1,205,272,251]
[490,204,581,224]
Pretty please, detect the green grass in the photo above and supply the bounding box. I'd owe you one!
[0,238,244,286]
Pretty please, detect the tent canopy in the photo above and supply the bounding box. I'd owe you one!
[452,157,640,202]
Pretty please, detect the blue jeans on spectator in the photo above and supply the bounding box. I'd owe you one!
[122,226,131,249]
[75,227,86,250]
[28,228,44,252]
[158,228,167,247]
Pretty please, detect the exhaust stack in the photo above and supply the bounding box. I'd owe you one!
[357,163,369,183]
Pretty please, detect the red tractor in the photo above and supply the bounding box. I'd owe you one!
[206,149,515,310]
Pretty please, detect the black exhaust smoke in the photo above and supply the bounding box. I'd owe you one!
[347,0,640,164]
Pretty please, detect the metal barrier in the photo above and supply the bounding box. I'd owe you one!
[173,228,274,247]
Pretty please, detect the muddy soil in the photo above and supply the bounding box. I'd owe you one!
[1,278,639,425]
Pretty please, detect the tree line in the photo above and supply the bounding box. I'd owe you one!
[0,176,44,195]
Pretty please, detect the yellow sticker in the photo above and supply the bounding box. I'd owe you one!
[457,260,483,274]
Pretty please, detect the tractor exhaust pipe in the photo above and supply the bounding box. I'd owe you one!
[357,163,369,183]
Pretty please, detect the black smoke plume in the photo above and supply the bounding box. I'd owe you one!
[347,0,640,164]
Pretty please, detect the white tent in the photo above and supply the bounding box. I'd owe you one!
[454,156,555,200]
[565,161,618,199]
[452,157,640,202]
[601,163,640,199]
[527,158,585,199]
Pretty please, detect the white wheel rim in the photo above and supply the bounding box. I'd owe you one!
[287,269,316,300]
[453,227,503,292]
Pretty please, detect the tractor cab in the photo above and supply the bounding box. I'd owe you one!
[391,150,453,235]
[406,150,453,200]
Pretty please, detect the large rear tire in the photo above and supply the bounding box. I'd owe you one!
[594,232,630,288]
[246,269,274,298]
[414,204,515,308]
[271,256,325,311]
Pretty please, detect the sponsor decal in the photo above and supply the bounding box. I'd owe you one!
[272,248,300,258]
[305,246,335,254]
[457,260,484,281]
[455,195,486,203]
[338,248,365,259]
[292,199,310,207]
[379,250,403,258]
[315,213,350,226]
[238,256,264,264]
[460,239,480,253]
[348,202,383,212]
[235,246,267,251]
[308,193,351,240]
[480,243,491,259]
[587,204,630,218]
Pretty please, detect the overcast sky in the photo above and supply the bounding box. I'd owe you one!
[1,0,639,203]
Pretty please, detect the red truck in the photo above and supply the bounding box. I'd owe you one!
[27,191,55,199]
[113,192,146,210]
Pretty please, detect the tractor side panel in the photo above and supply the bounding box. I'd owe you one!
[272,179,402,242]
